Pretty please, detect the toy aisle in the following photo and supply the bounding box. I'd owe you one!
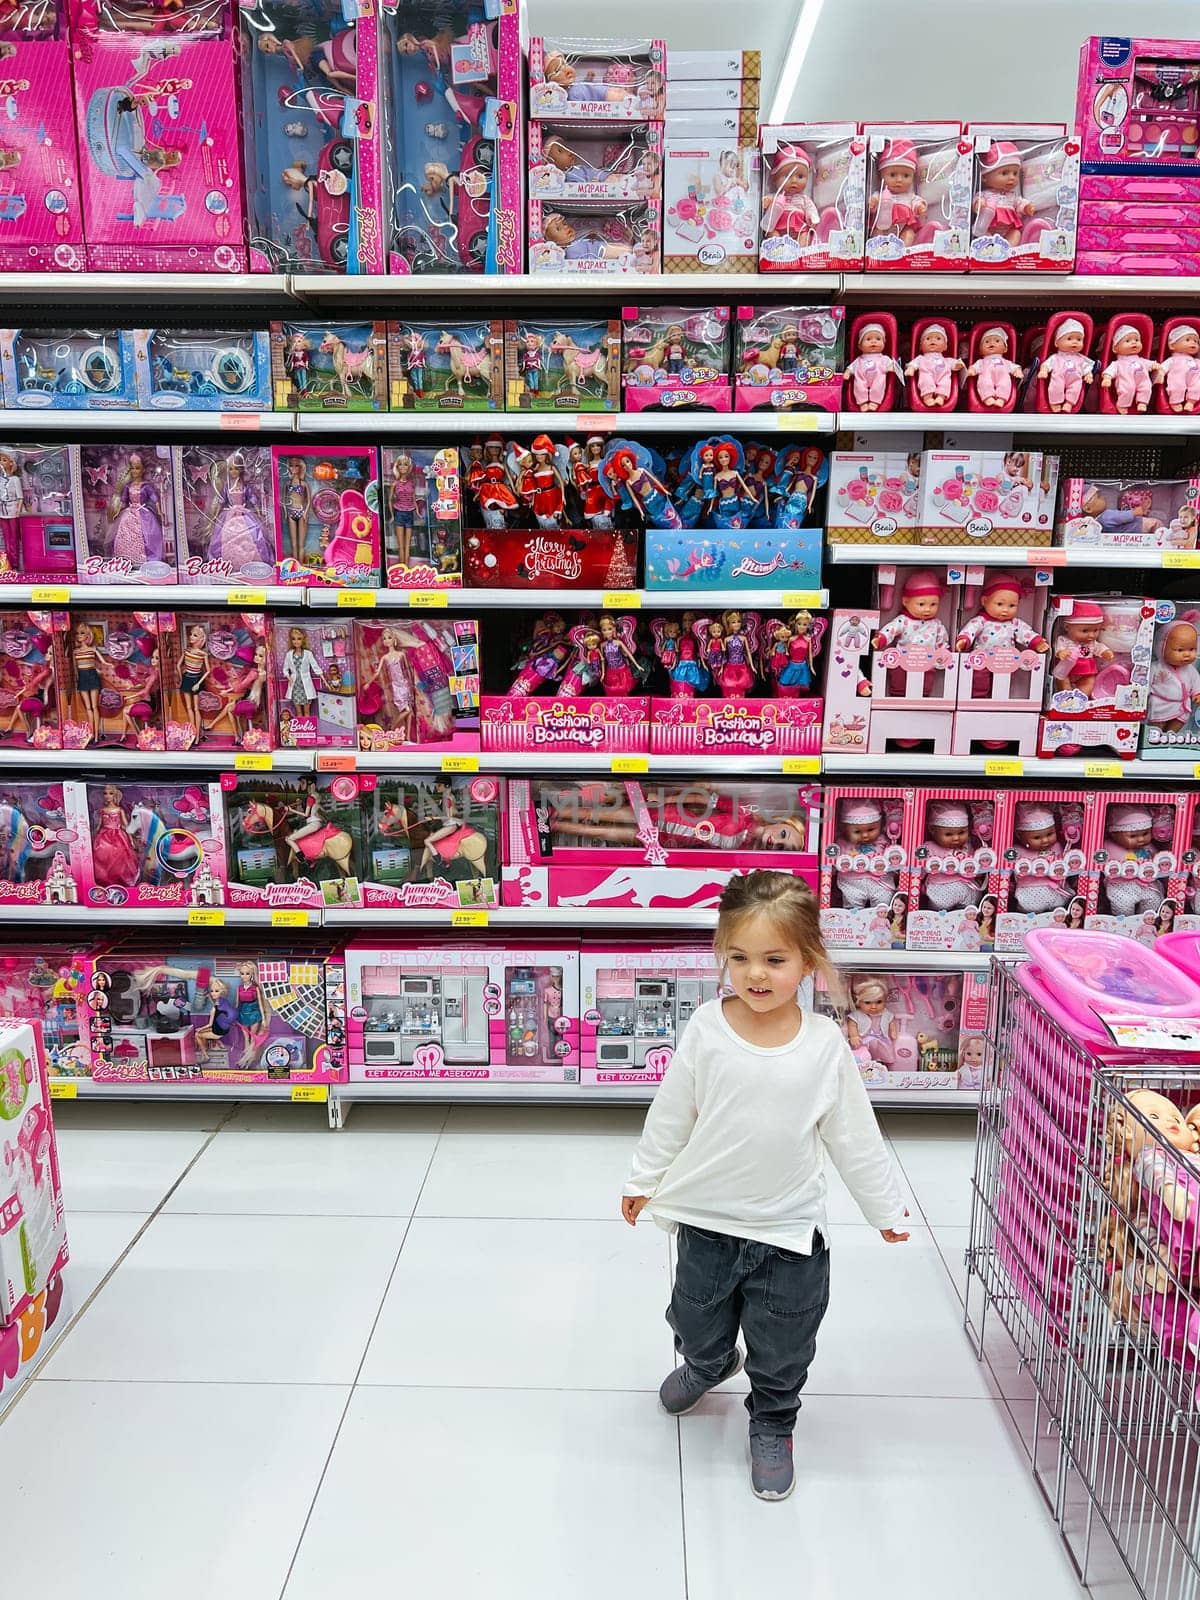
[2,0,1200,1590]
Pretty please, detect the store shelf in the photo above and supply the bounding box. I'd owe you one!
[866,1089,979,1109]
[60,1079,299,1100]
[839,272,1200,302]
[0,584,304,606]
[0,747,314,771]
[347,750,822,775]
[0,409,295,432]
[0,272,292,301]
[823,753,1196,781]
[826,544,1190,568]
[288,272,843,301]
[294,410,835,436]
[841,409,1200,436]
[331,1079,655,1108]
[0,906,285,924]
[306,586,828,611]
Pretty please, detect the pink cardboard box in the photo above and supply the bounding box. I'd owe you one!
[1080,173,1200,202]
[579,940,721,1087]
[354,617,480,755]
[72,26,246,271]
[1086,789,1189,942]
[863,122,972,271]
[0,780,90,909]
[1076,35,1200,169]
[481,694,650,755]
[1075,249,1200,276]
[819,785,914,950]
[905,788,1005,954]
[0,19,86,272]
[0,1019,68,1329]
[649,696,822,757]
[996,789,1095,953]
[816,967,989,1092]
[71,777,227,911]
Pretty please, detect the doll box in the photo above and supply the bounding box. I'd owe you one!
[821,609,878,754]
[818,785,915,950]
[132,329,271,412]
[649,696,823,757]
[527,37,666,125]
[995,789,1095,952]
[668,52,761,80]
[733,303,845,413]
[270,444,380,590]
[0,779,90,908]
[0,444,78,584]
[661,142,761,275]
[665,81,759,111]
[1080,175,1200,202]
[503,861,816,912]
[620,303,732,413]
[0,328,137,411]
[71,443,178,586]
[162,610,274,754]
[464,527,639,590]
[863,122,972,272]
[757,124,866,274]
[527,196,662,275]
[1142,600,1200,760]
[644,528,822,592]
[528,122,664,205]
[1075,250,1200,276]
[0,609,69,751]
[382,445,464,590]
[827,447,923,543]
[70,779,227,912]
[354,617,480,755]
[917,449,1058,545]
[1057,477,1200,550]
[174,443,276,587]
[0,1019,67,1329]
[665,110,757,142]
[357,773,503,911]
[345,938,581,1080]
[905,788,1006,954]
[1078,225,1200,252]
[221,771,364,911]
[271,616,356,750]
[966,124,1079,273]
[502,319,622,412]
[481,695,649,755]
[71,29,246,272]
[386,320,504,412]
[579,942,722,1086]
[0,37,85,272]
[1076,36,1200,171]
[269,323,388,413]
[58,609,170,751]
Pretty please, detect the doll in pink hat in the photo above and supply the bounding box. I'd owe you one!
[762,143,820,246]
[834,797,898,910]
[868,138,926,246]
[845,322,902,411]
[919,799,985,911]
[873,571,948,694]
[955,575,1048,696]
[973,142,1034,246]
[1051,599,1113,701]
[1102,804,1167,918]
[1156,325,1200,414]
[967,327,1025,408]
[1038,320,1095,413]
[1010,801,1075,916]
[905,324,964,409]
[1102,324,1155,415]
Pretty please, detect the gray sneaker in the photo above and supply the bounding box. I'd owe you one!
[750,1433,794,1500]
[658,1348,744,1416]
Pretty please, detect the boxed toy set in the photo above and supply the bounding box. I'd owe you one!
[827,443,923,544]
[528,122,662,204]
[383,445,464,589]
[995,790,1094,953]
[621,305,730,412]
[221,770,363,911]
[133,329,271,412]
[174,443,276,586]
[579,941,721,1087]
[358,774,501,911]
[502,318,621,411]
[271,443,380,589]
[71,442,178,584]
[818,787,914,951]
[0,445,78,584]
[863,123,973,271]
[0,1020,67,1328]
[1056,477,1200,551]
[905,788,1002,954]
[1144,600,1200,759]
[386,319,504,412]
[1038,593,1155,760]
[816,967,989,1091]
[0,327,136,410]
[661,142,760,275]
[0,781,89,909]
[0,608,69,750]
[354,617,480,754]
[967,124,1079,272]
[733,304,845,414]
[68,777,227,911]
[269,321,387,413]
[161,610,273,753]
[527,37,666,124]
[916,449,1059,546]
[60,609,169,749]
[1085,789,1187,942]
[271,615,356,750]
[758,123,865,274]
[527,196,661,275]
[0,1,86,273]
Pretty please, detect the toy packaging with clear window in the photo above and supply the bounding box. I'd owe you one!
[527,37,666,124]
[71,777,227,911]
[0,327,136,410]
[863,122,972,271]
[354,617,480,753]
[382,445,463,589]
[0,780,89,909]
[1143,600,1200,759]
[905,789,1004,954]
[0,445,79,583]
[815,967,989,1091]
[733,304,845,413]
[271,443,380,589]
[0,1019,67,1328]
[952,565,1053,757]
[71,443,177,585]
[758,123,865,273]
[386,318,503,412]
[271,615,355,749]
[827,443,923,544]
[967,124,1079,272]
[0,0,86,272]
[579,941,722,1087]
[502,317,621,411]
[269,320,387,412]
[162,610,273,753]
[133,329,271,411]
[174,443,276,587]
[381,0,521,275]
[1086,790,1189,942]
[866,565,962,755]
[528,197,661,275]
[359,773,501,910]
[1039,594,1156,760]
[995,790,1094,952]
[818,786,914,950]
[0,608,69,750]
[1057,476,1200,551]
[222,770,363,910]
[59,609,169,750]
[661,142,760,274]
[917,447,1058,546]
[528,121,662,204]
[621,304,730,412]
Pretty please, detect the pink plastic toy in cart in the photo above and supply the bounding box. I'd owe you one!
[1021,927,1200,1051]
[0,0,86,272]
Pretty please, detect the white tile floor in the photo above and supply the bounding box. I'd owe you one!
[0,1100,1106,1600]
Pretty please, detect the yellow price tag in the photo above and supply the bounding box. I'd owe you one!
[49,1080,78,1099]
[602,591,641,610]
[234,753,273,772]
[187,909,226,927]
[336,590,377,609]
[227,588,267,606]
[1164,551,1200,569]
[781,756,821,775]
[781,591,823,610]
[291,1083,329,1103]
[272,910,309,928]
[777,412,822,431]
[1194,763,1200,782]
[441,754,480,773]
[983,758,1024,778]
[611,755,649,774]
[1084,760,1124,779]
[451,909,489,928]
[30,585,70,605]
[409,589,450,609]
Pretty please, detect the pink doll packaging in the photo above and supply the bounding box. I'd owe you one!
[1076,36,1200,170]
[528,196,661,275]
[221,770,363,910]
[0,2,86,273]
[0,946,93,1079]
[0,1020,67,1329]
[528,121,662,205]
[867,565,962,756]
[952,566,1052,757]
[827,443,922,544]
[758,123,865,273]
[527,37,666,124]
[0,780,90,909]
[354,617,480,755]
[502,777,819,911]
[1095,313,1157,417]
[967,124,1079,273]
[1175,793,1200,932]
[481,692,651,756]
[1057,476,1200,551]
[0,444,78,584]
[904,316,964,413]
[621,304,731,413]
[174,443,276,586]
[733,304,845,415]
[821,608,877,753]
[906,789,1004,954]
[863,123,972,272]
[1030,310,1096,415]
[579,941,722,1088]
[995,790,1094,953]
[818,786,914,951]
[58,609,169,750]
[1154,316,1200,415]
[271,444,380,590]
[1143,601,1200,760]
[0,608,69,751]
[1039,594,1155,761]
[841,311,903,415]
[271,615,355,750]
[71,443,178,586]
[162,611,273,753]
[70,19,247,272]
[661,141,760,274]
[918,449,1058,547]
[357,773,502,912]
[344,938,580,1084]
[71,777,227,911]
[817,969,989,1092]
[1085,790,1188,943]
[1075,247,1200,277]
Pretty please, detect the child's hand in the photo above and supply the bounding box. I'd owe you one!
[621,1195,649,1226]
[880,1210,911,1244]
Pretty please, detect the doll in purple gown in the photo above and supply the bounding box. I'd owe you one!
[108,453,163,565]
[208,454,272,571]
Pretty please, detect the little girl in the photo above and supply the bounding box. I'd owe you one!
[622,870,908,1502]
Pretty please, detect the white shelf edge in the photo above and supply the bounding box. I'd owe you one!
[827,544,1182,568]
[842,409,1199,435]
[0,409,296,432]
[294,410,835,436]
[0,748,312,771]
[0,272,291,298]
[0,906,284,924]
[288,272,842,299]
[333,1080,654,1106]
[0,585,306,606]
[60,1080,298,1100]
[306,587,828,612]
[822,754,1195,780]
[839,272,1200,300]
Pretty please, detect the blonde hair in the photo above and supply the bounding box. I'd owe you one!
[713,870,834,990]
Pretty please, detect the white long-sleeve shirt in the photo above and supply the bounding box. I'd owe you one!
[625,998,907,1253]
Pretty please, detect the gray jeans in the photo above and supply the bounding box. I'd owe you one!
[668,1223,830,1439]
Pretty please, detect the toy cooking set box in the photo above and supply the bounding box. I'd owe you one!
[0,0,86,272]
[579,941,722,1087]
[0,1019,68,1330]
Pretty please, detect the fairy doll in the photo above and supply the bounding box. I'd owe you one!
[208,453,272,573]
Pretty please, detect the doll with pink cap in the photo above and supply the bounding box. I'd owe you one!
[761,144,820,247]
[955,574,1048,698]
[972,142,1035,246]
[919,799,987,912]
[868,138,926,246]
[905,325,964,409]
[966,328,1025,408]
[1009,801,1077,915]
[1156,325,1200,415]
[1051,599,1113,701]
[1148,616,1200,735]
[1102,325,1156,415]
[873,571,947,653]
[834,797,898,910]
[844,322,902,412]
[1038,319,1095,413]
[1101,803,1168,918]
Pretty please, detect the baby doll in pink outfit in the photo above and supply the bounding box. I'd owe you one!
[1101,323,1155,415]
[967,327,1025,408]
[1038,319,1095,413]
[1009,801,1074,916]
[955,575,1048,697]
[1052,598,1113,701]
[835,797,899,910]
[920,798,985,911]
[973,141,1035,246]
[845,322,901,411]
[873,570,948,695]
[868,138,926,247]
[905,324,964,409]
[1157,325,1200,415]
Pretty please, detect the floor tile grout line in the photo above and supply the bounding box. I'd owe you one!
[676,1416,690,1600]
[276,1102,451,1600]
